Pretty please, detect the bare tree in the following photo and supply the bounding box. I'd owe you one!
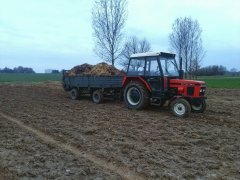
[191,39,205,77]
[92,0,127,66]
[120,36,151,69]
[169,17,205,77]
[139,38,151,53]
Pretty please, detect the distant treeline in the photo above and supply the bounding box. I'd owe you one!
[0,66,35,73]
[1,65,239,76]
[196,65,240,76]
[196,65,227,76]
[51,70,60,74]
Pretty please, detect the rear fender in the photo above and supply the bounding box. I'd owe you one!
[122,76,152,92]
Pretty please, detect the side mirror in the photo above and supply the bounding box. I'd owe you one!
[179,70,184,79]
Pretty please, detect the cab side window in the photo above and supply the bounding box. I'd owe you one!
[145,58,160,76]
[128,58,145,75]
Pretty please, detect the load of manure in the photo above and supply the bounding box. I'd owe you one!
[66,62,124,76]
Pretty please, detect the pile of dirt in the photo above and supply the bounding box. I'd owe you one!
[88,62,124,76]
[67,63,93,76]
[66,62,124,76]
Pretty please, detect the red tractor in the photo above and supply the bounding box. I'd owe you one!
[122,52,206,117]
[63,52,207,117]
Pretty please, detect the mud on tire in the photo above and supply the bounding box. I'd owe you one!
[92,90,103,104]
[124,82,149,110]
[170,98,191,117]
[69,88,80,100]
[191,99,207,113]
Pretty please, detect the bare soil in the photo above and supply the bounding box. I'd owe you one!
[0,83,240,179]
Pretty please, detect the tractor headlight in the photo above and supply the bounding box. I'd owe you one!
[200,88,205,93]
[199,87,206,95]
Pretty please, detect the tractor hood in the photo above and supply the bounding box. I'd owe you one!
[170,79,206,86]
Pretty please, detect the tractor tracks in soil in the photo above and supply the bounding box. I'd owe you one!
[0,112,145,180]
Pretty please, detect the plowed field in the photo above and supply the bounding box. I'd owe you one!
[0,83,239,179]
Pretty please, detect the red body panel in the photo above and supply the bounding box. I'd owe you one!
[122,76,206,99]
[169,79,206,98]
[122,76,152,92]
[170,79,205,86]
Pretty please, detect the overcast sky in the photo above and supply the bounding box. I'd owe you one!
[0,0,240,72]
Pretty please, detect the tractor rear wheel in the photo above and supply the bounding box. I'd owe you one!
[191,99,206,113]
[170,98,191,117]
[124,82,149,110]
[92,90,103,104]
[69,88,80,100]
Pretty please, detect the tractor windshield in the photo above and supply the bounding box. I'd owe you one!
[161,58,179,77]
[128,57,161,76]
[128,53,178,77]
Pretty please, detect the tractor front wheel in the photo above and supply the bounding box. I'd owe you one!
[124,82,149,110]
[170,98,191,117]
[191,99,206,113]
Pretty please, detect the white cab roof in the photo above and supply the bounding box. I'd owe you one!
[130,52,174,58]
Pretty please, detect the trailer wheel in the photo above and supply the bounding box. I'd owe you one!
[170,98,191,117]
[69,88,80,100]
[191,99,206,113]
[124,82,149,110]
[92,90,103,104]
[62,83,70,91]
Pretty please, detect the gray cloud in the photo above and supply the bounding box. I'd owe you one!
[0,0,240,72]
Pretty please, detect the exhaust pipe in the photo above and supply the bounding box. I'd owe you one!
[179,57,184,79]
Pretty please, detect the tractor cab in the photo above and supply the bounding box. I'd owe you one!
[127,52,178,77]
[127,52,179,94]
[123,52,207,117]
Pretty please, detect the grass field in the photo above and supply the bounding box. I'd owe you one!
[0,73,239,89]
[0,73,61,83]
[198,76,240,89]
